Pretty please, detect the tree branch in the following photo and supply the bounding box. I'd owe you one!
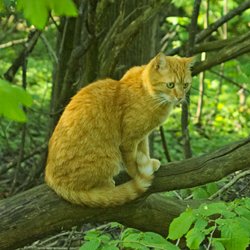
[166,0,250,56]
[195,0,250,43]
[3,30,41,82]
[0,137,250,250]
[192,37,250,75]
[193,30,250,54]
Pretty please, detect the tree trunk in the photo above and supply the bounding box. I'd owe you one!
[0,137,249,250]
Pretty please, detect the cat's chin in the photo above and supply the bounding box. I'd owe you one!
[174,99,186,107]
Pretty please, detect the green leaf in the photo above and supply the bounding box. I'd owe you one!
[0,79,32,122]
[49,0,77,16]
[17,0,49,29]
[186,228,205,249]
[141,232,179,250]
[192,187,210,199]
[101,245,119,250]
[193,217,208,231]
[212,239,225,250]
[218,219,249,250]
[235,206,250,220]
[17,0,77,29]
[206,183,218,196]
[168,208,195,240]
[245,198,250,210]
[0,0,4,11]
[80,240,100,250]
[84,230,101,241]
[99,234,111,243]
[121,229,179,250]
[198,202,228,217]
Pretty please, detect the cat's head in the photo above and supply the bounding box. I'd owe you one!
[143,53,194,104]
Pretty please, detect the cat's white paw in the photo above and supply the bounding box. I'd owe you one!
[138,163,154,176]
[150,159,161,172]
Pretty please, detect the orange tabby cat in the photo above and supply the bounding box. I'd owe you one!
[45,53,193,207]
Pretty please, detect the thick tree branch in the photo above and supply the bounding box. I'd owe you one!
[193,30,250,54]
[192,38,250,75]
[0,137,250,250]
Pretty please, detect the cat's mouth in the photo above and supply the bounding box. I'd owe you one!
[175,98,186,106]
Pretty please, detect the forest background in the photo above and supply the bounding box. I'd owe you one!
[0,0,250,249]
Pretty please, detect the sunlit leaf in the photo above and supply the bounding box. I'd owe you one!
[168,208,195,240]
[0,79,32,122]
[17,0,77,29]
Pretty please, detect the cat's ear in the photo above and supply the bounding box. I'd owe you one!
[185,56,196,69]
[154,52,167,70]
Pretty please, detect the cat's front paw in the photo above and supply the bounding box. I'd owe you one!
[150,159,161,172]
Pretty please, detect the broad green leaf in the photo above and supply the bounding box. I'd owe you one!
[0,79,32,122]
[121,230,179,250]
[192,187,210,199]
[121,228,141,240]
[235,206,250,220]
[17,0,77,29]
[218,219,249,250]
[17,0,49,29]
[237,217,250,234]
[186,227,205,249]
[141,232,179,250]
[49,0,77,16]
[206,183,218,196]
[168,208,195,240]
[84,230,101,241]
[193,217,208,231]
[99,234,111,243]
[79,240,100,250]
[212,239,225,250]
[198,202,228,217]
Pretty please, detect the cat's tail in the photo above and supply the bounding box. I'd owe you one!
[47,174,154,207]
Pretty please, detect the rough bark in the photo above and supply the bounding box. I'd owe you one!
[0,137,249,250]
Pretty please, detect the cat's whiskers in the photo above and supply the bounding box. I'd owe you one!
[146,95,172,111]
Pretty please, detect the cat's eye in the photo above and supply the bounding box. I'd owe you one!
[183,83,189,89]
[166,82,175,89]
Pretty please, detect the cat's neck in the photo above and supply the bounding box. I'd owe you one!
[120,66,145,86]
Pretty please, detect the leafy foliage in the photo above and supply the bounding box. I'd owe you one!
[168,198,250,249]
[80,224,179,250]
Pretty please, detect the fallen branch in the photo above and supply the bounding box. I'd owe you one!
[0,137,249,250]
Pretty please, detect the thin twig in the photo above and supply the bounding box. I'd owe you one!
[0,38,27,49]
[209,69,250,94]
[40,34,58,64]
[159,126,171,162]
[209,169,250,200]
